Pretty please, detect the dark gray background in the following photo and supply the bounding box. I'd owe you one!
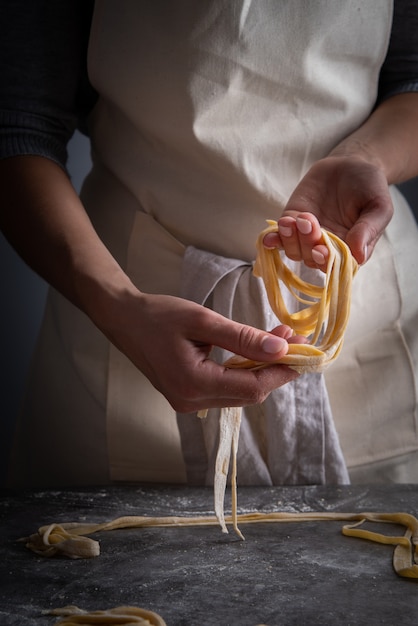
[1,131,417,485]
[0,131,92,484]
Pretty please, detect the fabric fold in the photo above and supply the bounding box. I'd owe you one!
[177,245,349,487]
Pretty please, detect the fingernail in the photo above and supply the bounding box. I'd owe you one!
[279,225,293,237]
[263,233,277,249]
[363,244,368,263]
[296,217,312,235]
[262,335,286,354]
[312,249,326,265]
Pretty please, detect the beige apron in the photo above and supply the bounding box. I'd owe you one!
[9,1,418,487]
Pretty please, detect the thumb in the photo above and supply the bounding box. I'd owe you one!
[212,317,289,362]
[346,192,393,265]
[346,220,381,265]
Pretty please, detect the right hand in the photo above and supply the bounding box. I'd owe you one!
[99,289,304,413]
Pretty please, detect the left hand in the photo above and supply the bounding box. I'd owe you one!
[263,154,394,267]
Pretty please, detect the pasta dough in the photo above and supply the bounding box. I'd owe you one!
[212,222,358,535]
[23,510,418,580]
[47,605,166,625]
[213,406,243,539]
[225,220,359,372]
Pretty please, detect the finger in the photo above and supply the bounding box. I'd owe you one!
[269,324,308,344]
[277,216,301,259]
[269,324,294,340]
[346,216,382,264]
[201,315,290,363]
[188,360,299,412]
[263,216,329,271]
[288,334,308,345]
[277,213,327,266]
[263,230,282,249]
[345,191,394,264]
[311,244,329,268]
[222,363,300,405]
[295,213,328,267]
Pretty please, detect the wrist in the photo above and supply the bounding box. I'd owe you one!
[328,139,387,178]
[74,259,143,336]
[329,93,418,185]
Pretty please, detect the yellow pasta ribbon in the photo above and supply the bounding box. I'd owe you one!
[210,221,359,538]
[225,220,358,373]
[198,222,359,537]
[23,510,418,580]
[46,605,166,625]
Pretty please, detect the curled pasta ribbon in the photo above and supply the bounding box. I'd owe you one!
[225,220,358,373]
[211,222,358,537]
[46,604,166,625]
[23,511,418,580]
[199,222,358,538]
[23,523,100,559]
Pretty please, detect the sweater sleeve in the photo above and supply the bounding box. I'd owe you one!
[0,0,96,170]
[378,0,418,102]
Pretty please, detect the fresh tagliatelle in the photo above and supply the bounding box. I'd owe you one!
[225,219,359,373]
[210,220,358,538]
[46,605,167,626]
[22,510,418,580]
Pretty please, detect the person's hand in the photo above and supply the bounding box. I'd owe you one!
[263,154,394,267]
[0,157,305,416]
[100,289,306,413]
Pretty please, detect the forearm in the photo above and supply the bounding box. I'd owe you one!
[0,155,137,325]
[330,92,418,185]
[0,155,301,413]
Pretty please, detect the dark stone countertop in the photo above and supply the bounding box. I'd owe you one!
[1,483,418,625]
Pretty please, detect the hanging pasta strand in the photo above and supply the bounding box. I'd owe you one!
[200,221,359,539]
[213,406,244,539]
[215,221,359,536]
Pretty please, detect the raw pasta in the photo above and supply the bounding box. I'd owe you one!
[213,406,243,539]
[23,510,418,580]
[212,222,358,536]
[46,605,166,625]
[225,220,359,373]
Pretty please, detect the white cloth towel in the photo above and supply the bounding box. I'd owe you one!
[177,245,349,486]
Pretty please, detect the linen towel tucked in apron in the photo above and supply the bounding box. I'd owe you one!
[177,245,349,485]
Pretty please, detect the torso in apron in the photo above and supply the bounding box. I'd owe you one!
[87,0,392,261]
[11,1,418,487]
